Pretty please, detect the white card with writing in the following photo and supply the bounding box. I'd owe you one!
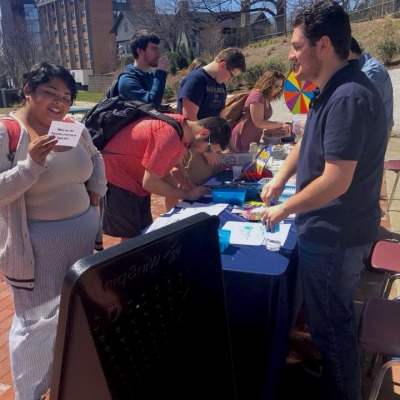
[48,121,84,147]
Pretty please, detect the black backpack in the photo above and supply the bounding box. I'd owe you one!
[82,71,182,150]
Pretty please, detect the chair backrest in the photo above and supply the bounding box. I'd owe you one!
[359,296,400,357]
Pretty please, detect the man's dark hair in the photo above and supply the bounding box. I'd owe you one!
[215,48,246,73]
[198,117,231,150]
[130,31,160,59]
[293,1,351,60]
[20,61,77,105]
[350,37,362,55]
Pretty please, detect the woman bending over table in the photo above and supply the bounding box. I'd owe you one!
[0,62,107,400]
[232,70,292,152]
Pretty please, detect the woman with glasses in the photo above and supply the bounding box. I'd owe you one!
[0,62,107,399]
[232,70,292,152]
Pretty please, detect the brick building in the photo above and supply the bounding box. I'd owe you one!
[34,0,133,75]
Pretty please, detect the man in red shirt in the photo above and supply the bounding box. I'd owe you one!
[102,114,231,241]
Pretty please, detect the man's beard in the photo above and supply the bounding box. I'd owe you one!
[149,59,159,68]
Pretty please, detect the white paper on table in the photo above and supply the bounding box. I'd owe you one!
[222,221,291,246]
[48,121,84,147]
[145,213,184,233]
[203,177,223,186]
[146,203,228,233]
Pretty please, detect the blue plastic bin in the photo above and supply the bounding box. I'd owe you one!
[212,187,247,206]
[218,229,231,253]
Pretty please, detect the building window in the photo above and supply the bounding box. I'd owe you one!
[61,15,65,22]
[72,26,77,33]
[54,30,58,36]
[113,0,128,3]
[63,29,67,35]
[71,12,75,20]
[74,40,78,48]
[80,9,86,17]
[83,39,88,47]
[75,55,80,61]
[82,24,87,32]
[69,0,74,5]
[85,53,89,60]
[60,1,64,7]
[124,23,129,33]
[66,56,70,63]
[65,42,69,48]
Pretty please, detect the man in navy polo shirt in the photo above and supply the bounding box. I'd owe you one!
[261,1,387,399]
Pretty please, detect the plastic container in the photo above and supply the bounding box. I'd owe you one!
[218,229,231,253]
[212,187,247,205]
[292,114,307,137]
[241,183,263,201]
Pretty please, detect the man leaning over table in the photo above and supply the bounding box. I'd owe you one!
[164,48,246,210]
[261,2,387,400]
[101,115,231,243]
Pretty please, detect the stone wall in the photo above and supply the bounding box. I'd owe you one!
[88,73,116,93]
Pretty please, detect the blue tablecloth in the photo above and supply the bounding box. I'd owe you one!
[204,169,299,399]
[157,170,299,399]
[218,207,298,400]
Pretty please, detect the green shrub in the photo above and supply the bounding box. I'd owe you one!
[123,55,134,65]
[163,85,175,102]
[170,63,178,75]
[393,10,400,18]
[377,39,397,64]
[242,63,266,88]
[166,52,189,74]
[264,59,289,75]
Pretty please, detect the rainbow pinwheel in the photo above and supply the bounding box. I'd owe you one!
[284,70,317,114]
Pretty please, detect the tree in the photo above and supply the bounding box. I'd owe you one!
[0,15,57,89]
[178,0,287,44]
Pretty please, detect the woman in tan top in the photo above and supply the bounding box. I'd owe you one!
[0,62,107,400]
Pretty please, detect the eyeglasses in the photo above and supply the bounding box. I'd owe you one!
[273,83,284,90]
[227,67,235,79]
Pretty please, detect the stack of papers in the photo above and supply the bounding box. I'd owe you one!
[146,203,228,233]
[221,221,291,246]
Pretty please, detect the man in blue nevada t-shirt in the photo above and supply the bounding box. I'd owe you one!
[177,47,246,121]
[261,2,387,400]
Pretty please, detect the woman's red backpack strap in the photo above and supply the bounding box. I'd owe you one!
[1,116,21,155]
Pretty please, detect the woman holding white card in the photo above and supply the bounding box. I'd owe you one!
[0,62,107,400]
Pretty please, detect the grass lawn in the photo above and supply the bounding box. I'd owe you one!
[75,91,103,103]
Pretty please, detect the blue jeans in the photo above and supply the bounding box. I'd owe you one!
[298,237,373,400]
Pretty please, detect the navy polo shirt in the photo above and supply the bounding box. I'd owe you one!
[295,62,387,247]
